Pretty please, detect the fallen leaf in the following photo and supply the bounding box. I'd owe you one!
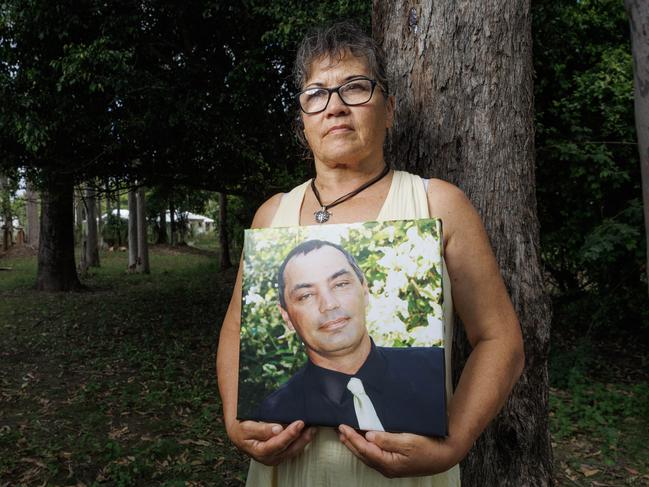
[579,465,600,477]
[624,467,639,475]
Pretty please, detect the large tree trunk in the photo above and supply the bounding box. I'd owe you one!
[84,184,100,267]
[26,182,40,248]
[97,187,104,250]
[36,173,82,291]
[374,2,552,486]
[127,188,138,270]
[219,192,231,270]
[136,187,150,273]
[626,0,649,294]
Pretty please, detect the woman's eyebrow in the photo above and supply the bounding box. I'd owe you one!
[305,74,369,88]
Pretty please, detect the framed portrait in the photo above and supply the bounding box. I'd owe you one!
[237,218,448,437]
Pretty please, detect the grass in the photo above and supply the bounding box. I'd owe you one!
[0,246,247,486]
[1,246,648,486]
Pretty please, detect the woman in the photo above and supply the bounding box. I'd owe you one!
[217,21,524,486]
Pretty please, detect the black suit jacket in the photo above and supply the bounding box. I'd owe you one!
[251,342,447,437]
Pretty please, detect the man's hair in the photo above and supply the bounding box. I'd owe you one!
[277,239,365,309]
[293,20,390,148]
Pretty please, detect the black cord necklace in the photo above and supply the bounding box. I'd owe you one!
[311,165,390,223]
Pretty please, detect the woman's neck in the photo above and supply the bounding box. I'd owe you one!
[313,159,388,198]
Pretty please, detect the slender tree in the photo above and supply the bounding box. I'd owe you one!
[218,192,231,270]
[136,187,150,274]
[625,0,649,293]
[127,188,138,271]
[374,2,552,485]
[25,182,40,248]
[85,184,100,267]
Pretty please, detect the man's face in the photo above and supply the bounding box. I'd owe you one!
[279,245,369,363]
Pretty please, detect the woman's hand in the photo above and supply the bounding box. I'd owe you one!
[228,419,317,466]
[337,425,461,478]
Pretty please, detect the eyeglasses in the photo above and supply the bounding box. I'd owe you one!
[296,78,378,114]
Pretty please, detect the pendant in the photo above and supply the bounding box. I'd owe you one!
[314,207,331,224]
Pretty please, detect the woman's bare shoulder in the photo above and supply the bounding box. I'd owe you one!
[251,193,284,229]
[425,178,475,222]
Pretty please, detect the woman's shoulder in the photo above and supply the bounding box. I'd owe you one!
[251,193,284,229]
[423,178,481,238]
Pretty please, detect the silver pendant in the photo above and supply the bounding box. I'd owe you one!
[314,208,331,223]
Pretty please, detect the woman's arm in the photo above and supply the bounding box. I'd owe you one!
[338,180,525,476]
[216,194,316,465]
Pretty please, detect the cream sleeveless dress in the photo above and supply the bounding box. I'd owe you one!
[245,170,461,487]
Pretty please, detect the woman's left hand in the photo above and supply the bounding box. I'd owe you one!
[337,425,461,478]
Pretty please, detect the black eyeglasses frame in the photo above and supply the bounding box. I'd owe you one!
[296,77,379,115]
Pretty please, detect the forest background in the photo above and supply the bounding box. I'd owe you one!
[0,0,647,486]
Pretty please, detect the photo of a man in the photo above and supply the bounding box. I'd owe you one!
[251,239,447,437]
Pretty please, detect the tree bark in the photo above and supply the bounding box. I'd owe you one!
[116,182,122,247]
[84,184,100,267]
[219,192,232,270]
[127,188,138,270]
[0,176,11,251]
[26,182,40,248]
[136,187,150,274]
[36,173,82,291]
[97,187,104,250]
[373,2,552,485]
[169,200,177,246]
[625,0,649,294]
[157,210,168,244]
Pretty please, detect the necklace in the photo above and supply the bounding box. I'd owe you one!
[311,165,390,223]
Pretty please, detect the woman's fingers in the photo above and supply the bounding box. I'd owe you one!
[240,420,286,441]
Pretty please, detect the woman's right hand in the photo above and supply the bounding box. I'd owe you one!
[228,419,317,466]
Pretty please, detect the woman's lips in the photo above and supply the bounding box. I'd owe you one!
[326,125,353,136]
[319,317,349,331]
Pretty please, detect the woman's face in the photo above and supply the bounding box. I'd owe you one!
[301,52,394,168]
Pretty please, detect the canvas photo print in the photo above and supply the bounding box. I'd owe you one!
[237,219,447,437]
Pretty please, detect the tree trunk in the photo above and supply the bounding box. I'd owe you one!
[116,182,122,247]
[626,0,649,294]
[169,200,177,246]
[0,176,11,251]
[127,188,138,270]
[26,182,40,248]
[219,192,231,270]
[136,187,150,274]
[36,173,82,291]
[97,187,104,250]
[374,2,552,486]
[84,184,100,267]
[157,210,168,244]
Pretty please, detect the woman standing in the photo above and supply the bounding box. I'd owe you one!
[217,22,524,486]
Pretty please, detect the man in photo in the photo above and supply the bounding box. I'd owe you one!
[252,239,447,436]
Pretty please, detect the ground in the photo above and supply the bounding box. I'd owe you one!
[0,245,647,486]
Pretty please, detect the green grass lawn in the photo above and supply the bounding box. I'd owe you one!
[0,246,647,486]
[0,246,247,486]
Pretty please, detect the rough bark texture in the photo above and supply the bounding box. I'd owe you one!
[127,188,138,270]
[373,2,552,485]
[84,185,100,267]
[135,187,150,274]
[36,174,82,291]
[26,183,40,248]
[219,192,231,270]
[626,0,649,294]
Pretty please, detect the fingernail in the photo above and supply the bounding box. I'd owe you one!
[365,431,375,441]
[271,425,282,434]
